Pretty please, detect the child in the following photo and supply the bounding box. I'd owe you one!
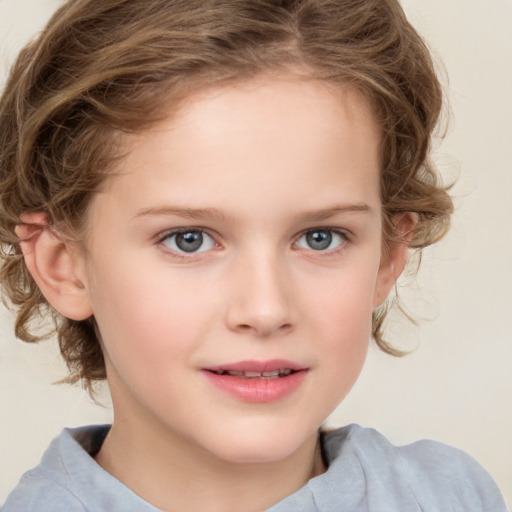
[0,0,507,510]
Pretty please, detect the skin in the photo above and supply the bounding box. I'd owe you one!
[19,75,409,511]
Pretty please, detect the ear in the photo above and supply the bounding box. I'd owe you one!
[15,213,93,321]
[373,213,417,308]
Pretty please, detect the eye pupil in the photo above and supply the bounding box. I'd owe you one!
[176,231,203,252]
[306,230,332,250]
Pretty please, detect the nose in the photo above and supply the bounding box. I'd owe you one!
[224,251,294,337]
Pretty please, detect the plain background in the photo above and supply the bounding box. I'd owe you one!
[0,0,511,507]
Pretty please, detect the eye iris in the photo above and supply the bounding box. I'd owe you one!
[176,231,203,252]
[306,230,332,250]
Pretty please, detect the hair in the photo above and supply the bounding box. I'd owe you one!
[0,0,453,393]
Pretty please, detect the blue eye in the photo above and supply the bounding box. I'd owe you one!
[161,230,215,253]
[296,229,346,251]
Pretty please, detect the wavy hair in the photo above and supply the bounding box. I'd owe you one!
[0,0,453,392]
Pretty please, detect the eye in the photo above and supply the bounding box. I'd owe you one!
[160,229,216,254]
[296,229,346,251]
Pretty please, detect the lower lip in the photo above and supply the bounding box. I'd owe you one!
[202,370,307,403]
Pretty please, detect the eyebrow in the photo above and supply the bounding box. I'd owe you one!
[295,204,373,222]
[133,206,232,222]
[133,203,372,223]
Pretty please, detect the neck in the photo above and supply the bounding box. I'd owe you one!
[95,414,325,512]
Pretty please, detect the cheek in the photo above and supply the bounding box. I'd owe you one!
[318,291,372,378]
[302,264,377,387]
[86,260,219,377]
[304,261,378,333]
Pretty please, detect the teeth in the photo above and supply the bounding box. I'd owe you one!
[262,370,280,377]
[213,369,295,379]
[225,370,244,377]
[244,371,262,377]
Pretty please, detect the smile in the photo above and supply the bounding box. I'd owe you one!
[202,360,308,402]
[208,369,294,379]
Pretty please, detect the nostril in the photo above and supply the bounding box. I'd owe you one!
[233,322,293,336]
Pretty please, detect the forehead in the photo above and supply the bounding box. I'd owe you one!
[90,76,381,225]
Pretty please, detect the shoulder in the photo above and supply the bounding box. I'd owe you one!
[322,424,508,512]
[3,425,109,512]
[394,435,506,510]
[3,472,86,512]
[4,424,159,512]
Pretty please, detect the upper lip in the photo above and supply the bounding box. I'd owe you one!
[203,359,308,373]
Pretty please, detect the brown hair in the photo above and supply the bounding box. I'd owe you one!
[0,0,453,392]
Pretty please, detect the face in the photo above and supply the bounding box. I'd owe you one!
[77,76,398,465]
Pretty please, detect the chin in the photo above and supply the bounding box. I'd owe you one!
[204,423,318,466]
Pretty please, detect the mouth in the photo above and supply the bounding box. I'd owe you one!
[203,359,307,378]
[202,360,308,402]
[207,368,296,379]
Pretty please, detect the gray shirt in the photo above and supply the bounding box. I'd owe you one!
[4,424,507,511]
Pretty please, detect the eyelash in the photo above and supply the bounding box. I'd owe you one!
[156,227,350,258]
[294,228,349,254]
[156,227,219,258]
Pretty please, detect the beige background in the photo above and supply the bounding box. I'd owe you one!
[1,0,511,507]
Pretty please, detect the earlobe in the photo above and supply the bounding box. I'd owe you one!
[15,213,93,321]
[372,213,417,308]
